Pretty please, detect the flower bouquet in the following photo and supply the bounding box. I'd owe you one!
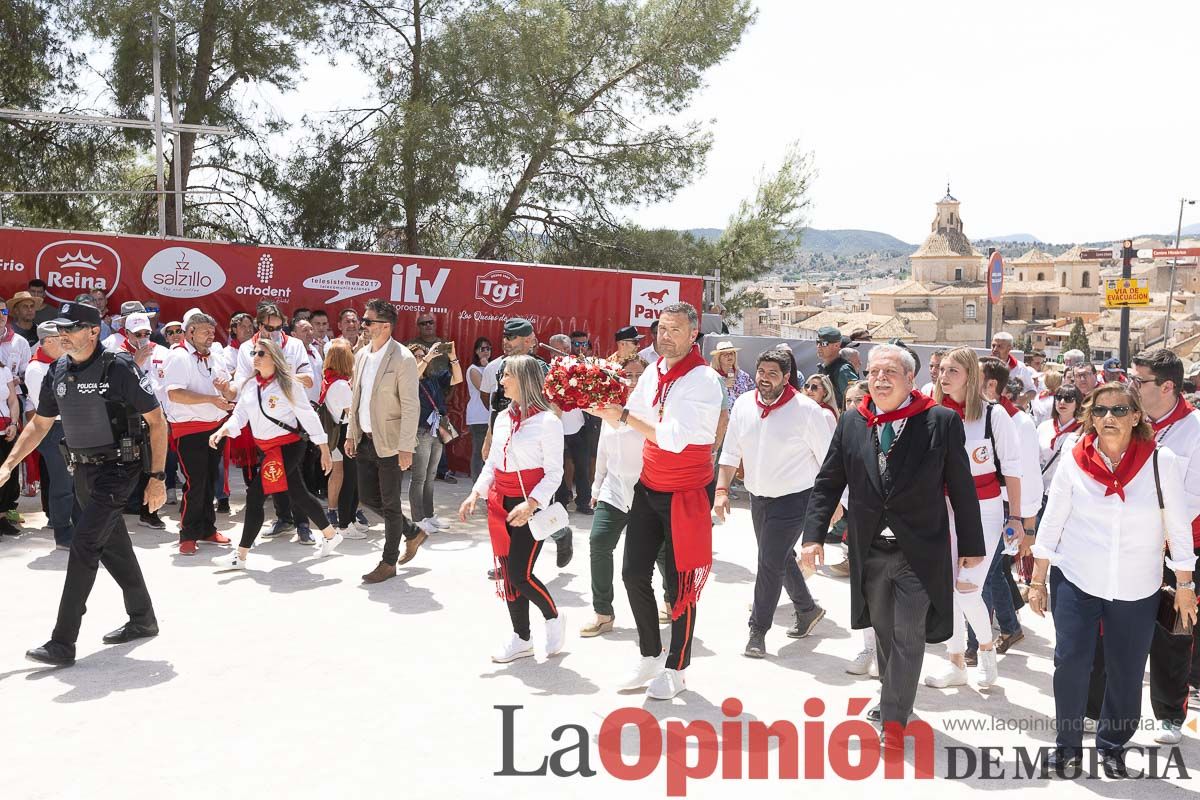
[543,355,631,411]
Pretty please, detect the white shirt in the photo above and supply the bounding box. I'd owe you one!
[144,343,172,406]
[0,334,31,378]
[323,379,352,424]
[1152,400,1200,534]
[356,343,390,434]
[162,341,231,426]
[479,357,504,396]
[959,402,1023,495]
[1000,406,1043,517]
[1037,417,1081,490]
[1030,392,1056,426]
[233,333,313,389]
[1034,444,1196,601]
[638,344,659,365]
[466,363,490,426]
[303,343,322,403]
[25,358,55,418]
[218,376,327,445]
[625,357,724,453]
[0,365,14,419]
[591,423,644,513]
[560,407,584,436]
[473,409,565,509]
[719,390,833,498]
[1008,360,1037,393]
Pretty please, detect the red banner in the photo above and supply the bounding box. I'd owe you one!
[0,226,704,470]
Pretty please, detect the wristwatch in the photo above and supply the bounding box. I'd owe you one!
[1178,581,1196,591]
[147,471,167,481]
[619,407,630,425]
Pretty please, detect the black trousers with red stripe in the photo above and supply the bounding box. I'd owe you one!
[176,429,220,542]
[623,482,705,671]
[501,495,558,641]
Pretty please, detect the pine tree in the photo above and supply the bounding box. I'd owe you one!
[1064,318,1091,361]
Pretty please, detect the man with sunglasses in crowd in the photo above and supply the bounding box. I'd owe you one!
[2,300,167,667]
[406,312,460,483]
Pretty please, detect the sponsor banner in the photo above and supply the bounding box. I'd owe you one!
[1104,278,1150,308]
[0,226,703,467]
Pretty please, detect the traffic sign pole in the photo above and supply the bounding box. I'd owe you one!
[1119,239,1134,366]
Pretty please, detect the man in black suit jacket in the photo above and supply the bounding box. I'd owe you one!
[801,344,985,741]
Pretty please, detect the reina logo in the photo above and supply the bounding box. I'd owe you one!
[629,278,680,326]
[141,247,226,299]
[476,269,524,309]
[35,240,122,304]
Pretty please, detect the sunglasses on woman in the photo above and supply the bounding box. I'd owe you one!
[1054,394,1076,402]
[252,350,268,358]
[803,383,823,391]
[1092,404,1131,418]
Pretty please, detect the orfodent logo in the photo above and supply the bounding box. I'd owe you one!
[235,252,292,300]
[141,247,226,299]
[35,240,122,303]
[476,269,524,308]
[629,278,680,326]
[390,263,450,305]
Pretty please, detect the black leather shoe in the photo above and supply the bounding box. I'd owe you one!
[1099,751,1128,779]
[867,704,881,723]
[26,641,75,667]
[556,530,574,568]
[1045,749,1082,778]
[102,622,160,645]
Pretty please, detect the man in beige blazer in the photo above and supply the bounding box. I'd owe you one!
[346,298,429,583]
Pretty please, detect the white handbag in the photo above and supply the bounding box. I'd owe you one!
[515,467,570,541]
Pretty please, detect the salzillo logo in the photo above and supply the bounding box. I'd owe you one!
[35,240,122,304]
[476,269,524,309]
[303,265,382,304]
[141,247,226,299]
[629,278,680,326]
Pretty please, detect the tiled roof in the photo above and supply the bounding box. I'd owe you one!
[912,229,982,258]
[1012,248,1054,264]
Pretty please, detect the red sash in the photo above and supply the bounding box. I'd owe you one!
[641,441,714,620]
[171,418,224,439]
[998,396,1020,417]
[486,468,545,601]
[256,433,299,494]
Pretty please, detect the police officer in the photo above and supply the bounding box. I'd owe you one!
[0,302,167,667]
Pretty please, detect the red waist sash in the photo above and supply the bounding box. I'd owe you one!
[487,468,545,601]
[642,441,713,620]
[170,418,225,439]
[256,433,300,495]
[974,473,1001,500]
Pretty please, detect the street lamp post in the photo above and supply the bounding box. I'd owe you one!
[1164,197,1196,344]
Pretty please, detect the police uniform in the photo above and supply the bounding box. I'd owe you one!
[29,303,159,664]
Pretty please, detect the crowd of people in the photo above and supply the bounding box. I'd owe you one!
[5,283,1200,777]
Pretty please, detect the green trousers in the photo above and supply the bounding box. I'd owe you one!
[589,500,670,616]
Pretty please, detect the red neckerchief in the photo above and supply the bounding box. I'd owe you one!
[1051,417,1081,449]
[121,338,138,355]
[32,346,55,365]
[939,395,968,420]
[255,373,274,389]
[651,345,707,407]
[1072,432,1156,501]
[819,401,838,417]
[1152,398,1193,433]
[1007,354,1018,370]
[507,404,544,435]
[858,390,936,426]
[998,396,1020,417]
[755,384,797,418]
[319,368,349,404]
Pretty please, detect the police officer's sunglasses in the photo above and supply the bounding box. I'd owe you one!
[56,323,90,334]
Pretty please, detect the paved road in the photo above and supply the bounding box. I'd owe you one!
[1,477,1196,798]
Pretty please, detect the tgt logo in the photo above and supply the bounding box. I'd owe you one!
[35,240,122,304]
[391,263,450,305]
[476,269,524,309]
[629,278,680,326]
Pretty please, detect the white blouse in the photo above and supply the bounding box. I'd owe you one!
[473,409,564,509]
[323,379,352,424]
[162,342,230,425]
[1036,417,1080,490]
[1033,443,1196,601]
[1003,408,1044,518]
[219,376,328,445]
[591,422,645,513]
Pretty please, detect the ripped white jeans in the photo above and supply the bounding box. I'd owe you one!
[946,495,1003,654]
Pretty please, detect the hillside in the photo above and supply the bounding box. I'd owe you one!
[684,227,914,256]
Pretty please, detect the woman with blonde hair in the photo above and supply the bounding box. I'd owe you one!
[926,346,1024,689]
[460,354,566,663]
[1030,382,1196,774]
[209,338,340,569]
[803,374,839,431]
[320,339,362,538]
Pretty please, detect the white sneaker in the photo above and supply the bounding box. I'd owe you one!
[545,613,566,656]
[646,668,687,700]
[492,633,534,663]
[620,655,664,690]
[869,654,880,679]
[212,551,245,571]
[428,516,449,531]
[340,525,366,541]
[314,531,343,558]
[1154,721,1183,745]
[976,648,999,688]
[846,648,877,676]
[166,488,178,505]
[415,518,437,535]
[924,661,969,688]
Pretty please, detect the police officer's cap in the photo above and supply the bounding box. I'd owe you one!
[50,302,101,328]
[503,318,534,337]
